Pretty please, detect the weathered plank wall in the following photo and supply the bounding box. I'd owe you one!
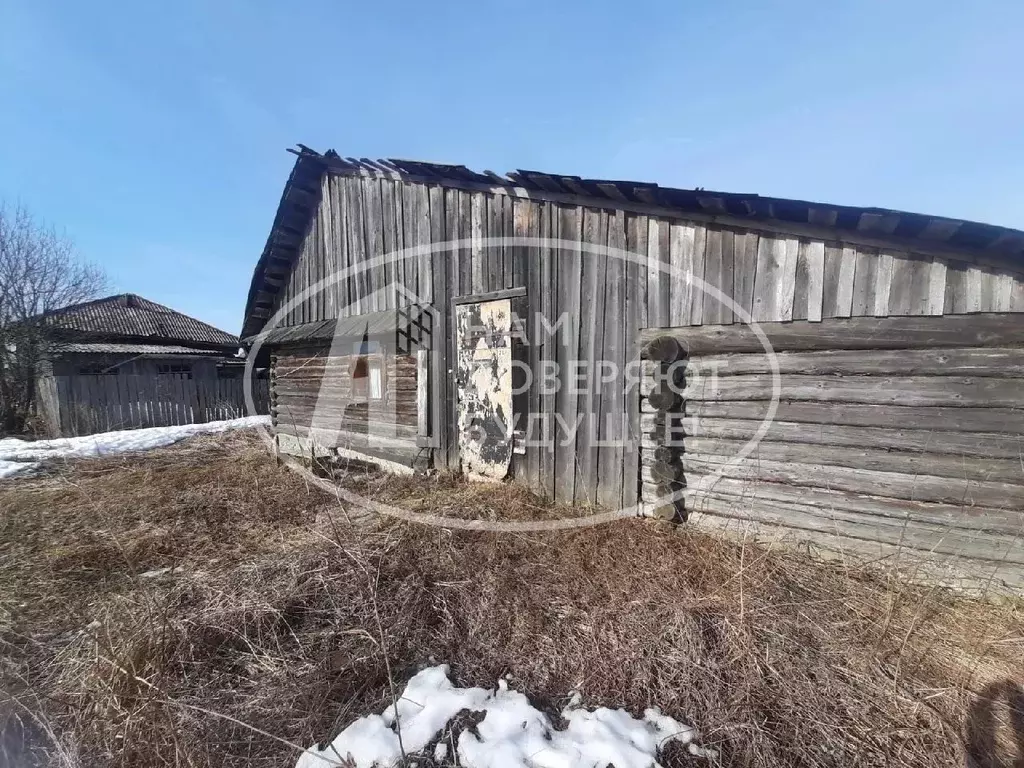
[271,344,420,466]
[274,174,1024,331]
[44,372,269,437]
[269,172,1024,507]
[638,318,1024,590]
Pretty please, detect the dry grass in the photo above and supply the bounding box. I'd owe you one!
[1,430,1022,767]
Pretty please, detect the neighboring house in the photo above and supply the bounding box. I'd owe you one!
[36,293,267,436]
[242,146,1024,589]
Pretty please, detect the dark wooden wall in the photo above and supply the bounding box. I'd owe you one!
[268,171,1024,508]
[271,343,420,467]
[38,367,269,437]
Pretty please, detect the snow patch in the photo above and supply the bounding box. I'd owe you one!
[296,665,711,768]
[0,416,269,479]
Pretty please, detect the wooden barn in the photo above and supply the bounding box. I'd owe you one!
[242,146,1024,588]
[37,293,268,436]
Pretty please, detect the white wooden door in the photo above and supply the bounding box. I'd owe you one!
[454,299,514,480]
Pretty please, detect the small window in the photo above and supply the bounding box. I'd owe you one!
[79,363,118,375]
[351,341,384,401]
[157,363,193,379]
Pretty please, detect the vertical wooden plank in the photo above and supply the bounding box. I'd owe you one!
[457,192,473,297]
[886,252,915,316]
[488,194,504,293]
[416,349,429,438]
[331,178,350,315]
[190,371,203,423]
[164,374,175,426]
[733,230,758,322]
[775,237,799,322]
[502,194,515,289]
[116,374,131,428]
[308,217,317,321]
[415,184,432,303]
[1011,273,1024,311]
[312,179,327,318]
[821,245,841,318]
[622,212,646,508]
[977,268,997,312]
[471,193,485,294]
[123,374,137,428]
[144,372,156,428]
[574,207,608,506]
[645,218,662,328]
[435,205,457,467]
[834,246,857,318]
[805,240,825,322]
[380,180,397,310]
[109,376,121,429]
[751,235,784,322]
[538,203,556,500]
[128,374,141,429]
[522,200,542,489]
[401,182,420,303]
[626,213,649,331]
[688,225,708,325]
[850,247,878,316]
[346,177,367,315]
[391,180,407,303]
[906,256,932,316]
[110,375,121,429]
[366,178,385,312]
[926,257,947,316]
[553,205,582,503]
[509,196,527,291]
[72,377,85,435]
[943,260,967,314]
[597,208,625,508]
[703,228,734,325]
[965,264,984,313]
[401,180,415,304]
[302,221,312,324]
[320,177,336,319]
[792,240,810,322]
[178,374,189,425]
[993,271,1014,312]
[668,223,693,326]
[873,251,894,317]
[151,372,164,427]
[718,229,736,324]
[511,197,533,302]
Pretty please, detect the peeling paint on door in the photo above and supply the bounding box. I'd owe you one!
[455,299,513,480]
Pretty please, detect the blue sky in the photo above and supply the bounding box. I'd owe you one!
[1,0,1022,334]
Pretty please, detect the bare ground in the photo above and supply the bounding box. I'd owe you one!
[0,429,1022,768]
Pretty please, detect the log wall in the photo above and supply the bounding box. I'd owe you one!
[639,319,1024,591]
[271,343,420,467]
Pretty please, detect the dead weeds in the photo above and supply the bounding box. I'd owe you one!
[0,430,1022,767]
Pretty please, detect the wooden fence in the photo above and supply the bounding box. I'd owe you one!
[39,373,270,437]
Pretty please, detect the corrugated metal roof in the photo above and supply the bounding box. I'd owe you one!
[43,294,239,349]
[241,145,1024,338]
[49,342,226,356]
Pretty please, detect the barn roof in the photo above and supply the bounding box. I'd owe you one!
[242,145,1024,338]
[43,293,239,351]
